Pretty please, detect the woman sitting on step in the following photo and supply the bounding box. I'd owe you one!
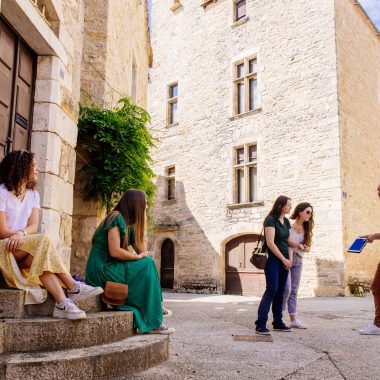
[0,150,103,320]
[85,189,175,335]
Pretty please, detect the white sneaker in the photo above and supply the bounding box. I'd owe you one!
[359,324,380,335]
[148,324,175,335]
[67,281,103,302]
[53,298,86,320]
[290,319,307,329]
[162,307,172,318]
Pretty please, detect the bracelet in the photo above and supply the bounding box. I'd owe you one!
[19,230,27,236]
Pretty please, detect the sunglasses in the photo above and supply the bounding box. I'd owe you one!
[305,210,313,215]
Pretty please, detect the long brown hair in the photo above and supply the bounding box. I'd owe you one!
[268,195,291,219]
[290,202,314,246]
[94,189,147,250]
[0,150,36,195]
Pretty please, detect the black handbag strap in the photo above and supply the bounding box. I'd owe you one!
[255,226,265,249]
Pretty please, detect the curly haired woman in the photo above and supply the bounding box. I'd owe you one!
[0,150,103,319]
[282,202,314,329]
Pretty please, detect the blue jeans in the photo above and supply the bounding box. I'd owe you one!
[255,254,289,327]
[282,254,303,315]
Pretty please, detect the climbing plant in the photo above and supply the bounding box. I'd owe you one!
[77,97,155,212]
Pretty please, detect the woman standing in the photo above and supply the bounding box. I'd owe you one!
[255,195,293,335]
[282,202,314,329]
[85,189,175,335]
[0,150,102,320]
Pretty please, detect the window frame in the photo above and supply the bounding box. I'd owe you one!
[167,82,178,126]
[234,0,247,23]
[233,56,258,115]
[232,144,258,204]
[165,166,176,201]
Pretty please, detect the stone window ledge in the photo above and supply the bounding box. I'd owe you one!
[154,223,180,232]
[171,3,183,12]
[231,16,249,28]
[227,201,264,210]
[229,108,262,121]
[163,199,177,206]
[201,0,218,8]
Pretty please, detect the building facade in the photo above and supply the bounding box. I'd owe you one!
[148,0,380,296]
[0,0,151,273]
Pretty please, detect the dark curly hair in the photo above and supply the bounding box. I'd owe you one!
[290,202,314,246]
[0,150,36,196]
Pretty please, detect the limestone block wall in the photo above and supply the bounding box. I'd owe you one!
[0,0,85,267]
[71,0,151,276]
[148,0,344,295]
[335,0,380,286]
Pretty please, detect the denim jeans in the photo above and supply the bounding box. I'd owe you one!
[255,253,289,327]
[282,254,303,315]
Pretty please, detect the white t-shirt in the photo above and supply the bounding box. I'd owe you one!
[0,183,40,232]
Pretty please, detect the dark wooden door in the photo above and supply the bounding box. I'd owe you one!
[160,239,174,289]
[0,18,35,159]
[225,234,266,295]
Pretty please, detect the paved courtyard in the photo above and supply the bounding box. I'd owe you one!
[127,293,380,380]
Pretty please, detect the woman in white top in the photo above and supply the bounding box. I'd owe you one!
[282,202,314,329]
[0,150,103,319]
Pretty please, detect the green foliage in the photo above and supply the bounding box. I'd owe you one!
[77,97,155,212]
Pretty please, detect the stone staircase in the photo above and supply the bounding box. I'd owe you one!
[0,290,169,379]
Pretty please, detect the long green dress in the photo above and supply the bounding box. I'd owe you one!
[85,213,163,333]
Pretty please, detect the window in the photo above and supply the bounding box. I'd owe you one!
[234,0,246,22]
[131,58,137,102]
[165,166,176,200]
[234,57,258,115]
[233,144,257,204]
[167,83,178,125]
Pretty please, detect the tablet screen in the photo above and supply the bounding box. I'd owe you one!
[347,238,367,253]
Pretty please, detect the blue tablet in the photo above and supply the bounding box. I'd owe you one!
[347,238,367,253]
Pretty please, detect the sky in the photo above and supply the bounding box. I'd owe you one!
[147,0,379,31]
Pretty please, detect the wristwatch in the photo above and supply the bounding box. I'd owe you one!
[19,230,27,236]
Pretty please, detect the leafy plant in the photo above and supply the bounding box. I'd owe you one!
[77,97,156,212]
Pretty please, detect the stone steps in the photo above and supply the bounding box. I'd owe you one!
[0,334,169,380]
[0,289,105,319]
[0,312,133,353]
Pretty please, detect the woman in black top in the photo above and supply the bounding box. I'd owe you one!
[255,195,293,335]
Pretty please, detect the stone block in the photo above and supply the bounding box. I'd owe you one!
[0,290,24,319]
[36,56,60,81]
[34,79,60,104]
[39,208,61,244]
[59,142,76,184]
[31,131,62,176]
[59,214,72,247]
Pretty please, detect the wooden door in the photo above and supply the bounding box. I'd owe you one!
[0,18,35,159]
[225,234,266,295]
[160,239,175,289]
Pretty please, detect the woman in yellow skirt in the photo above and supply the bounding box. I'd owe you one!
[0,150,103,319]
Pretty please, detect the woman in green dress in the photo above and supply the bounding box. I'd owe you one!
[85,189,174,334]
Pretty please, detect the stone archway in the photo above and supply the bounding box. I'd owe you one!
[225,234,265,295]
[160,238,175,289]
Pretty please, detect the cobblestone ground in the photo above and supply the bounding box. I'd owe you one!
[123,293,380,380]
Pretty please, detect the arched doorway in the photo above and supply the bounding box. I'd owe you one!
[225,234,265,295]
[160,238,175,289]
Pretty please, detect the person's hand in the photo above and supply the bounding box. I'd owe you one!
[288,239,298,249]
[282,258,292,270]
[137,251,149,259]
[360,234,375,243]
[299,243,305,251]
[5,232,23,253]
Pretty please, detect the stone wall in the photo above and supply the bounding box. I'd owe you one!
[335,0,380,287]
[148,0,344,296]
[71,0,151,277]
[0,0,85,267]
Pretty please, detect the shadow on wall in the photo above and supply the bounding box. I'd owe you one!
[315,258,346,296]
[150,177,221,294]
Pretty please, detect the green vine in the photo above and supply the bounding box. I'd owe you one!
[77,97,156,212]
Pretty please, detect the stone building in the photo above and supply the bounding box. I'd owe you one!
[148,0,380,297]
[0,0,151,271]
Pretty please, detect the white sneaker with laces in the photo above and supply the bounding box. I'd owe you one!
[359,324,380,335]
[53,298,86,320]
[67,281,104,302]
[148,324,175,335]
[290,319,307,329]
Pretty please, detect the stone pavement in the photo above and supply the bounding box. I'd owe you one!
[125,293,380,380]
